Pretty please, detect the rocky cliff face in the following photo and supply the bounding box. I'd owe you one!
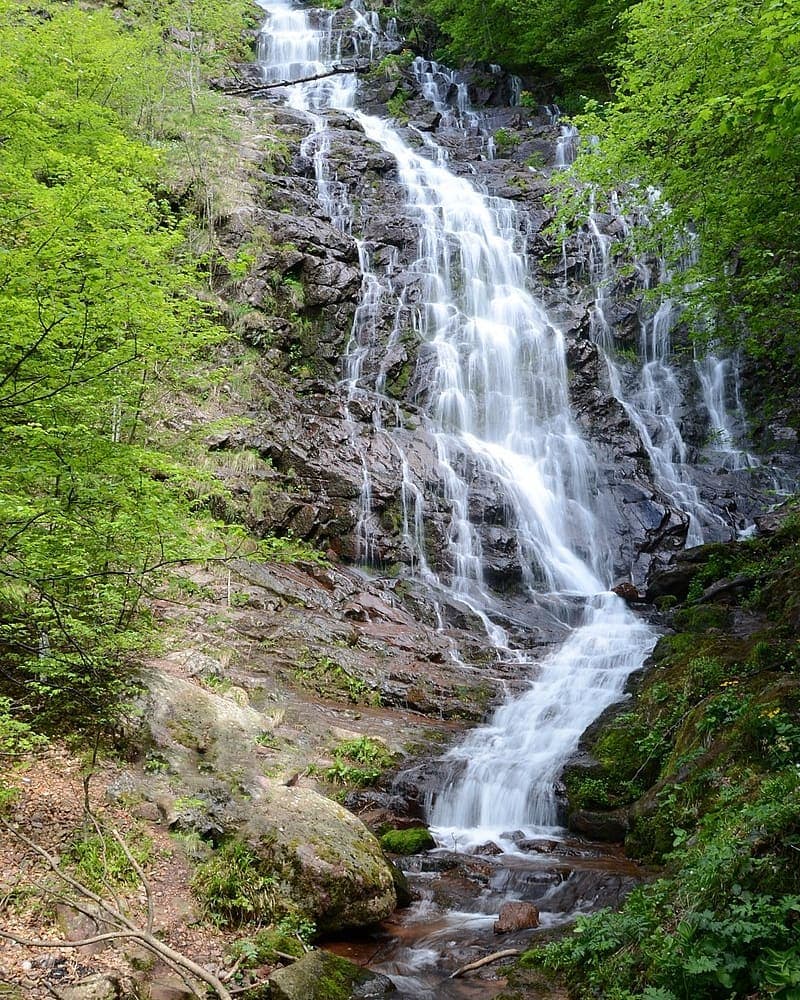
[206,39,789,629]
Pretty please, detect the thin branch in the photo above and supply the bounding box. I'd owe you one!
[449,949,520,979]
[0,819,232,1000]
[108,826,154,936]
[223,62,369,95]
[0,928,137,949]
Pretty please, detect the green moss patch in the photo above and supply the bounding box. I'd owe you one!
[379,826,436,855]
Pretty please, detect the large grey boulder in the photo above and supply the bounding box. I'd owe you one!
[269,950,396,999]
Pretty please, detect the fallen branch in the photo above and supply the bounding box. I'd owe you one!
[224,62,370,94]
[0,818,232,1000]
[449,948,520,979]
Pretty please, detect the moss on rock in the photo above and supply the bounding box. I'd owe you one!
[379,826,436,854]
[269,949,395,1000]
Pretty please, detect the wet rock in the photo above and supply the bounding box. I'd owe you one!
[516,839,559,854]
[755,498,800,536]
[612,581,643,603]
[494,901,540,934]
[392,759,465,818]
[568,808,630,843]
[473,841,504,856]
[390,862,414,908]
[269,950,396,1000]
[645,542,728,602]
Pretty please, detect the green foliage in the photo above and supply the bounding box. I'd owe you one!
[379,826,436,855]
[66,828,153,892]
[493,127,520,153]
[526,773,800,1000]
[256,534,329,566]
[0,697,47,755]
[192,840,280,927]
[230,914,316,968]
[394,0,629,94]
[568,0,800,394]
[548,516,800,996]
[0,0,260,738]
[294,657,380,706]
[387,89,411,122]
[324,736,395,787]
[368,51,415,79]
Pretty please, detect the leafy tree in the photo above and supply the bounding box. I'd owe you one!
[0,0,244,732]
[567,0,800,397]
[395,0,632,96]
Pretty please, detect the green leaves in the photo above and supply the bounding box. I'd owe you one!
[568,0,800,372]
[0,0,236,733]
[396,0,630,94]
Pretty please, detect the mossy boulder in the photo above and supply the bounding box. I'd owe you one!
[245,783,397,933]
[135,669,397,934]
[269,950,396,999]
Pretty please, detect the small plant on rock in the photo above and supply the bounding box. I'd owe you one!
[323,736,395,788]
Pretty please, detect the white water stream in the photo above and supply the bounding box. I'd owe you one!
[254,0,660,855]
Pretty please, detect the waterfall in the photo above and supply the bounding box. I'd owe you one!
[577,190,759,543]
[255,0,661,847]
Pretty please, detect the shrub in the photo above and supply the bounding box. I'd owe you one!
[192,840,280,926]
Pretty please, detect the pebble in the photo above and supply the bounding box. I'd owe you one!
[21,960,32,972]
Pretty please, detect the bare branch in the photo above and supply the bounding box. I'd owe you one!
[107,826,154,935]
[0,818,233,1000]
[449,948,520,979]
[223,61,369,95]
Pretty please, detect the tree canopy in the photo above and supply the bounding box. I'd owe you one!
[0,0,247,734]
[571,0,800,387]
[407,0,800,400]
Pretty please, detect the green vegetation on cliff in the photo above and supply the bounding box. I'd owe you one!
[0,0,261,746]
[525,512,800,998]
[568,0,800,410]
[395,0,629,95]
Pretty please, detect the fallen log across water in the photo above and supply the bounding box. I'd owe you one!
[220,62,371,95]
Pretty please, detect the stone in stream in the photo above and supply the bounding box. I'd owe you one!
[516,838,559,854]
[269,950,396,999]
[494,901,541,934]
[473,840,504,856]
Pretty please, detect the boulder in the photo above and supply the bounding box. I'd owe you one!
[612,581,643,603]
[516,839,559,854]
[269,950,396,1000]
[645,542,729,602]
[244,783,397,933]
[493,901,540,934]
[138,671,397,934]
[568,808,630,843]
[57,977,120,1000]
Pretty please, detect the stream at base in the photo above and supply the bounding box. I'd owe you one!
[328,836,645,997]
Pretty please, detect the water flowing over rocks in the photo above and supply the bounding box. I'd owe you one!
[131,0,798,993]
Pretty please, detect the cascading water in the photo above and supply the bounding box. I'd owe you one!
[696,351,758,472]
[255,0,658,854]
[576,192,749,544]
